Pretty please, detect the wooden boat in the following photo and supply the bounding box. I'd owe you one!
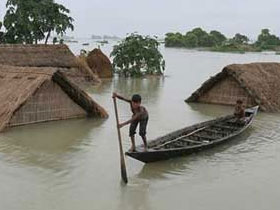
[126,106,259,163]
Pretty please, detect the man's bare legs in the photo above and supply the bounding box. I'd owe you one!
[129,136,148,152]
[130,136,136,152]
[141,136,148,151]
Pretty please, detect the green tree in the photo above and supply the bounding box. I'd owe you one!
[256,29,280,50]
[3,0,74,44]
[200,34,216,47]
[165,28,228,48]
[209,30,227,45]
[185,28,216,47]
[165,32,185,47]
[111,33,165,77]
[184,33,198,47]
[41,1,74,44]
[189,28,208,40]
[231,33,249,45]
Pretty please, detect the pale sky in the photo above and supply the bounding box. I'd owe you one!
[0,0,279,39]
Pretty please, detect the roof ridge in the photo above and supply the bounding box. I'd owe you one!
[0,70,55,76]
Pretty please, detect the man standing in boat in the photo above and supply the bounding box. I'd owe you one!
[112,92,149,152]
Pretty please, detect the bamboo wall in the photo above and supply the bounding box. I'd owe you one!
[9,80,87,127]
[197,76,255,107]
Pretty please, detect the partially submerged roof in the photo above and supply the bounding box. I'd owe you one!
[186,62,280,112]
[0,44,99,84]
[86,48,113,78]
[0,44,77,67]
[0,65,108,131]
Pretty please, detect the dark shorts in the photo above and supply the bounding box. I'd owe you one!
[129,117,148,137]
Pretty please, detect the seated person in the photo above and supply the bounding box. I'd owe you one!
[234,99,245,118]
[234,99,246,123]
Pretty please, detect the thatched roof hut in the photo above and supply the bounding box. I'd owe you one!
[0,65,108,132]
[0,44,100,85]
[76,55,101,83]
[185,62,280,112]
[86,48,113,78]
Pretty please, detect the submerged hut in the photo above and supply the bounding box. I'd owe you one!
[186,62,280,112]
[0,65,108,132]
[76,55,100,83]
[0,44,100,85]
[86,48,113,78]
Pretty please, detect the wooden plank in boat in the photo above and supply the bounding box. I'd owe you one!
[204,128,230,135]
[212,124,238,131]
[153,126,208,149]
[192,134,217,141]
[154,138,205,150]
[181,139,206,144]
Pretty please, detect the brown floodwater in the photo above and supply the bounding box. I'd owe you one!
[0,43,280,210]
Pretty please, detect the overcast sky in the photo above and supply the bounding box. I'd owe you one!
[0,0,279,39]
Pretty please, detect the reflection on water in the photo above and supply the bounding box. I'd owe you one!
[0,118,105,171]
[86,76,164,102]
[188,102,234,117]
[137,159,191,180]
[117,182,152,210]
[1,45,280,210]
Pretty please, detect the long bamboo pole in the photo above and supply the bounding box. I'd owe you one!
[113,97,128,184]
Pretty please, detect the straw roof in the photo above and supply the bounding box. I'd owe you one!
[186,62,280,112]
[0,65,108,132]
[0,44,78,67]
[0,44,100,84]
[86,48,113,78]
[76,55,100,82]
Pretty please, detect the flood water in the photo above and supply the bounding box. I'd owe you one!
[0,42,280,210]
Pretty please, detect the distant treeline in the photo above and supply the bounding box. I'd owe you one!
[165,28,280,53]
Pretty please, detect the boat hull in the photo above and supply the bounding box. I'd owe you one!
[126,106,258,163]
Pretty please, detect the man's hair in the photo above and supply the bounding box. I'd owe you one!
[236,99,243,104]
[131,94,142,103]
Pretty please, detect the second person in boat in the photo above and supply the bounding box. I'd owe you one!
[234,99,245,119]
[113,92,149,152]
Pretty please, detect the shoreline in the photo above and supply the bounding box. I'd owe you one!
[164,46,280,54]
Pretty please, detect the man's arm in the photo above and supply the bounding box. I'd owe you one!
[112,92,131,103]
[119,113,141,128]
